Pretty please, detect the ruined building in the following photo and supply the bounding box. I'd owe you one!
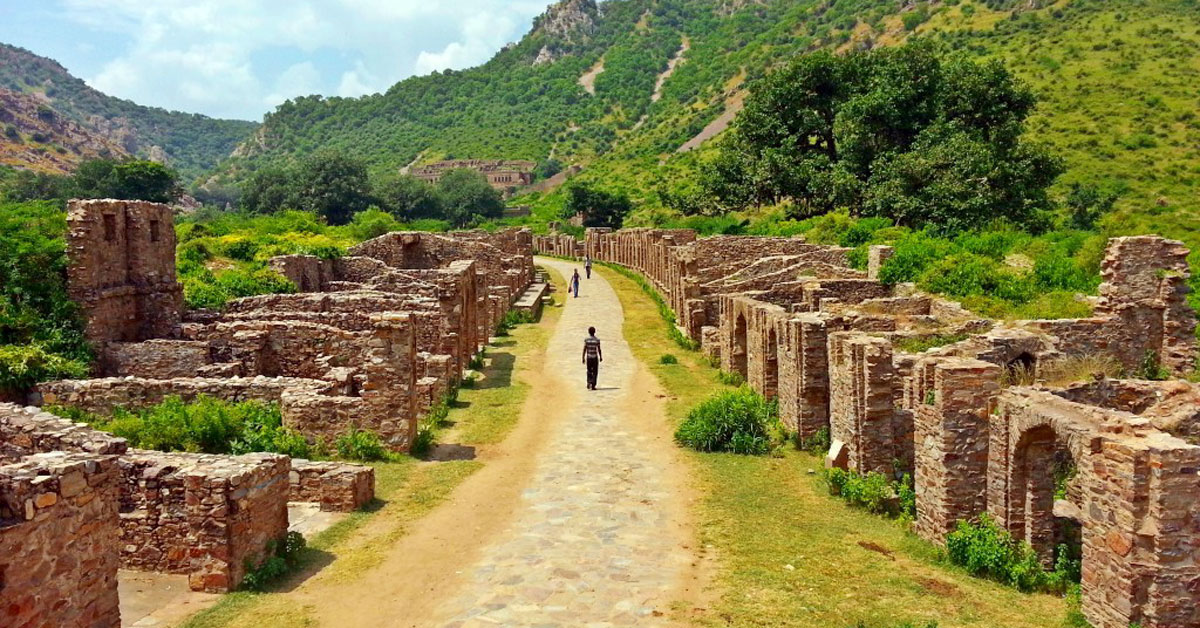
[545,227,1200,628]
[411,159,537,191]
[1,198,542,625]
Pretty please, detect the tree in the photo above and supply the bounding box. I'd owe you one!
[565,183,632,229]
[535,158,563,180]
[240,166,297,214]
[436,168,504,227]
[374,173,444,220]
[704,42,1060,233]
[293,151,373,225]
[71,158,181,203]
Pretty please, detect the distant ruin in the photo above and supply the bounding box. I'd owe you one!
[540,227,1200,628]
[1,199,544,623]
[411,159,537,192]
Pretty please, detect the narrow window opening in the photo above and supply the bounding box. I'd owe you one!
[149,220,161,242]
[103,214,117,242]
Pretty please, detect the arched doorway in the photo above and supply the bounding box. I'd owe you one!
[1005,352,1037,385]
[1009,424,1082,571]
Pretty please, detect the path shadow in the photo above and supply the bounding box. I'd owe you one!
[425,443,477,462]
[592,386,622,391]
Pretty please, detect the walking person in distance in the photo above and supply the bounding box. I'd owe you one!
[571,268,581,298]
[582,326,602,390]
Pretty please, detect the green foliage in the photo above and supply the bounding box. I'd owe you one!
[2,158,181,204]
[600,262,698,350]
[333,428,389,462]
[495,309,535,336]
[705,42,1060,233]
[674,387,779,455]
[565,183,633,229]
[796,426,830,456]
[824,468,915,519]
[0,344,88,394]
[436,168,505,227]
[659,353,679,365]
[52,396,311,457]
[0,201,90,392]
[1134,350,1171,381]
[373,173,444,221]
[894,333,970,354]
[716,370,745,387]
[241,532,307,592]
[945,514,1077,593]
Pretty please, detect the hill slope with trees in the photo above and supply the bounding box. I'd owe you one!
[0,43,258,182]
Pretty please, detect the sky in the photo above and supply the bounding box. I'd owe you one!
[0,0,552,121]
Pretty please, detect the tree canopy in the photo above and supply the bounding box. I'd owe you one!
[703,42,1061,233]
[566,183,632,229]
[1,158,181,204]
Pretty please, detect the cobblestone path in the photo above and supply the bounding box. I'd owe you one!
[434,257,693,627]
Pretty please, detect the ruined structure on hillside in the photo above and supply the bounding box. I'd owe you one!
[1,199,542,622]
[539,227,1200,628]
[411,159,536,191]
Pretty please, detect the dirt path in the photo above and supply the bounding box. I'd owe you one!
[288,258,699,627]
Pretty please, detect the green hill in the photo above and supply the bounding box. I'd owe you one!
[211,0,1200,232]
[0,43,258,182]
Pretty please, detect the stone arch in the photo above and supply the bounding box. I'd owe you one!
[732,313,748,379]
[764,325,779,399]
[1006,418,1088,565]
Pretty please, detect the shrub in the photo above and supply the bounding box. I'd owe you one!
[659,354,678,365]
[241,531,306,591]
[333,428,389,462]
[716,370,745,386]
[674,387,778,455]
[0,344,88,393]
[1134,350,1171,380]
[796,426,831,456]
[495,309,534,336]
[825,469,913,518]
[945,514,1071,593]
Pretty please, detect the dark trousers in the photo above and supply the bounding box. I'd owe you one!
[586,266,592,278]
[586,357,599,389]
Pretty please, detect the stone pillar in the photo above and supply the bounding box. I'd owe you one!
[913,357,1000,544]
[361,313,417,450]
[827,332,898,475]
[867,245,895,281]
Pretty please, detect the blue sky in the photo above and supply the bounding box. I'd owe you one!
[0,0,552,121]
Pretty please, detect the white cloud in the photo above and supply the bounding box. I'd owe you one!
[44,0,551,120]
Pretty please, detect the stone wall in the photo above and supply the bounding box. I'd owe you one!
[289,459,375,512]
[117,450,290,592]
[592,227,1200,628]
[66,199,183,345]
[0,452,122,628]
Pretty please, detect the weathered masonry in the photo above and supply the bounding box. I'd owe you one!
[1,198,542,624]
[540,227,1200,628]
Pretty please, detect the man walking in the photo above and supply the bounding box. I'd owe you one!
[585,255,593,279]
[571,269,581,298]
[582,326,602,390]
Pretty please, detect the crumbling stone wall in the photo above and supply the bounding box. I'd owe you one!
[0,452,122,628]
[290,459,375,512]
[117,450,290,592]
[67,199,183,345]
[594,226,1200,628]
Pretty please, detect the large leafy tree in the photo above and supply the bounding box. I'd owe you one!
[436,168,504,227]
[704,42,1061,233]
[374,173,445,220]
[293,151,373,225]
[565,183,632,229]
[71,159,182,203]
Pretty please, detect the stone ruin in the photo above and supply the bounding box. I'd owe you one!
[1,198,543,625]
[548,227,1200,628]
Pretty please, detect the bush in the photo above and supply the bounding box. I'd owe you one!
[241,531,306,591]
[674,387,778,455]
[333,429,389,462]
[49,396,310,457]
[796,426,830,456]
[825,469,914,518]
[0,344,88,393]
[945,514,1072,593]
[716,370,745,386]
[495,309,534,336]
[659,354,678,365]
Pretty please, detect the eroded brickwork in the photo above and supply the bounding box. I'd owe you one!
[585,228,1200,628]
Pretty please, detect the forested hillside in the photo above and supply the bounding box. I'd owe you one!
[212,0,1200,231]
[0,44,257,181]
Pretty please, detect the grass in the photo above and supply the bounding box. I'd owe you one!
[598,264,1072,627]
[179,265,567,628]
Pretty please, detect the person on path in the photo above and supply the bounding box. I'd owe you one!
[585,255,593,279]
[571,269,581,298]
[582,326,602,390]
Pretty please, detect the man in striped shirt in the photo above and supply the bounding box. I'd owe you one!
[582,326,603,390]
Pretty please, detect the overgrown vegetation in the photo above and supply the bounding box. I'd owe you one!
[825,468,917,520]
[945,514,1080,594]
[674,387,779,455]
[241,532,306,592]
[600,261,700,349]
